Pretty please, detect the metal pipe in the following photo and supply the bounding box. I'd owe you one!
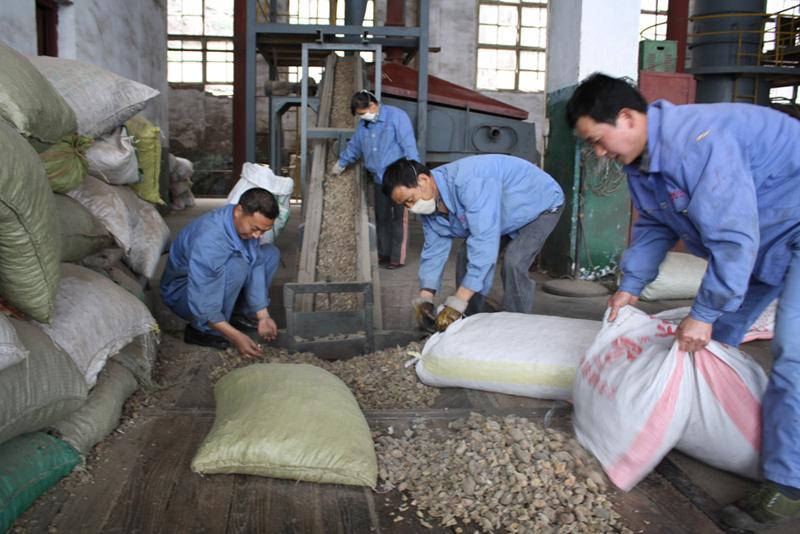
[666,0,689,72]
[385,0,406,63]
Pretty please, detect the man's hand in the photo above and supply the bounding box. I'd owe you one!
[331,161,345,175]
[434,295,468,332]
[258,316,278,341]
[232,331,263,357]
[675,316,712,352]
[412,294,436,332]
[607,291,639,322]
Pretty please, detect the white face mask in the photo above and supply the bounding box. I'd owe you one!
[409,197,436,215]
[360,111,377,122]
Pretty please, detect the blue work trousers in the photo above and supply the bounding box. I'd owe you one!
[170,244,280,335]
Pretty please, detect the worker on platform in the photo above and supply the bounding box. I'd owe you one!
[160,188,280,356]
[382,155,564,332]
[331,89,419,269]
[566,72,800,530]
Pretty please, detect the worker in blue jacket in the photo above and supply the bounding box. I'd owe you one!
[160,188,281,356]
[382,155,564,332]
[567,72,800,529]
[332,90,419,269]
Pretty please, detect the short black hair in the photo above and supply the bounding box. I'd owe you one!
[238,187,279,220]
[565,73,648,129]
[382,159,432,198]
[350,89,379,115]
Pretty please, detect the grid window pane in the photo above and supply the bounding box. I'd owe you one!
[183,40,203,49]
[520,27,545,48]
[498,5,518,26]
[520,50,544,71]
[496,70,516,90]
[169,14,203,34]
[207,40,233,50]
[479,25,499,45]
[206,51,230,63]
[182,62,203,83]
[479,5,498,24]
[205,0,234,35]
[521,6,546,27]
[206,62,233,82]
[519,70,544,92]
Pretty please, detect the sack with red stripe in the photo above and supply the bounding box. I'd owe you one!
[573,306,767,491]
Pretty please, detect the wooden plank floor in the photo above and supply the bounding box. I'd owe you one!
[12,333,779,534]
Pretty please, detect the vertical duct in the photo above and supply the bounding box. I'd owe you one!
[345,0,368,25]
[385,0,406,63]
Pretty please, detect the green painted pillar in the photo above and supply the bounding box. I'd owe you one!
[542,0,641,278]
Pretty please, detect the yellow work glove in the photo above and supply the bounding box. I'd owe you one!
[412,296,436,332]
[434,295,468,332]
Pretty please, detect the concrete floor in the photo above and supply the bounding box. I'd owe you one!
[153,198,796,533]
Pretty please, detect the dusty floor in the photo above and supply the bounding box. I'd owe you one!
[11,199,799,533]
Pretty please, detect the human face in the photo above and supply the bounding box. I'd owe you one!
[233,205,274,240]
[574,109,647,165]
[355,101,379,121]
[390,173,437,209]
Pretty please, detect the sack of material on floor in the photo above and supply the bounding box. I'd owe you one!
[0,42,77,148]
[34,264,158,387]
[655,303,778,344]
[169,154,194,182]
[0,318,88,445]
[227,163,294,244]
[86,127,140,185]
[29,56,159,139]
[67,175,138,254]
[114,185,170,280]
[51,361,138,454]
[415,312,601,400]
[109,331,158,386]
[125,115,164,205]
[572,306,767,491]
[0,119,61,322]
[0,315,27,373]
[39,133,92,193]
[0,432,80,533]
[192,363,378,487]
[55,194,115,263]
[639,252,707,301]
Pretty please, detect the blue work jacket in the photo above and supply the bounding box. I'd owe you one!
[160,205,267,326]
[419,154,564,294]
[338,104,419,183]
[621,100,800,324]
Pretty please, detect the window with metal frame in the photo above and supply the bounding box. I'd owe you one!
[476,0,547,92]
[167,0,234,96]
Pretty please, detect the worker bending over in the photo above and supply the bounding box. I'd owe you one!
[332,89,419,269]
[160,188,280,356]
[382,155,564,332]
[567,72,800,529]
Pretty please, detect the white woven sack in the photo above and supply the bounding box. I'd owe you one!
[114,186,170,280]
[573,306,766,491]
[573,306,694,491]
[227,163,294,245]
[30,56,159,138]
[0,314,28,372]
[86,127,140,185]
[415,312,601,400]
[640,252,707,301]
[169,154,194,182]
[655,304,778,344]
[34,263,157,387]
[67,175,139,254]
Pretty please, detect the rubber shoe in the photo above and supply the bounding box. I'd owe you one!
[721,483,800,530]
[183,324,230,350]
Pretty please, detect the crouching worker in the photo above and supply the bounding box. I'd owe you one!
[160,188,281,356]
[382,155,564,332]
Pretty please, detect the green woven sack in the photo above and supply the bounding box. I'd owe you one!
[0,319,89,445]
[0,42,77,149]
[0,433,80,533]
[192,363,378,487]
[125,116,164,205]
[54,194,114,262]
[39,134,92,193]
[0,120,61,322]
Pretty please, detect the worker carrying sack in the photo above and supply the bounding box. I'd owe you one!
[414,312,601,400]
[572,306,767,491]
[227,163,294,245]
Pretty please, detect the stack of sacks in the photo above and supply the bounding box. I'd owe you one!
[0,41,163,524]
[168,153,196,210]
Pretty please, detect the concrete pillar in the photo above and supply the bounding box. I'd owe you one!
[542,0,640,277]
